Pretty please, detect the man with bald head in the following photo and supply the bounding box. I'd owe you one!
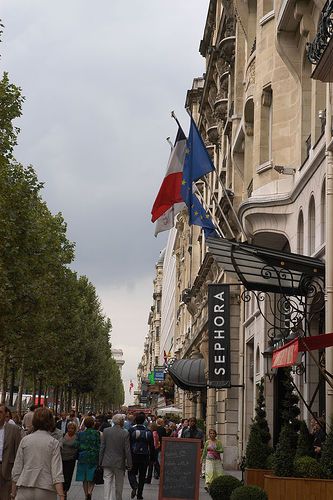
[100,413,132,500]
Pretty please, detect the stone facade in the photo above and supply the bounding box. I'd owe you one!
[138,0,332,467]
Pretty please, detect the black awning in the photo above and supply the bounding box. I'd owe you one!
[168,359,206,391]
[206,237,325,295]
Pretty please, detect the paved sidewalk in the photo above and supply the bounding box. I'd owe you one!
[66,470,242,500]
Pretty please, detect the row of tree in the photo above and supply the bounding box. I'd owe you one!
[0,30,124,414]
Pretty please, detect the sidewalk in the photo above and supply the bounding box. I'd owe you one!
[66,470,242,500]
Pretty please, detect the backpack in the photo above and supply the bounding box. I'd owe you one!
[131,427,150,455]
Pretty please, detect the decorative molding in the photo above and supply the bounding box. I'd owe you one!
[256,160,273,174]
[259,10,275,26]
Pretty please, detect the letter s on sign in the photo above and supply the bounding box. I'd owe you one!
[214,367,225,375]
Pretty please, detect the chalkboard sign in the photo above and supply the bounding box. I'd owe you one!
[158,437,201,500]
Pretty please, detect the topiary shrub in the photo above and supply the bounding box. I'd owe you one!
[320,425,333,479]
[230,485,268,500]
[294,456,323,478]
[272,425,296,477]
[209,475,242,500]
[245,379,273,469]
[295,420,313,458]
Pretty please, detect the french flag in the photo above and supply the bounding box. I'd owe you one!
[151,126,187,223]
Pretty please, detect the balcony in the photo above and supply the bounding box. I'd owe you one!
[307,0,333,81]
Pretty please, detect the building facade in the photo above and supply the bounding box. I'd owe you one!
[138,0,332,468]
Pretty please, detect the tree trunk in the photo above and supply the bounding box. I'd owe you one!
[67,386,72,412]
[17,358,25,417]
[8,365,15,407]
[1,354,8,404]
[37,377,42,406]
[54,386,59,414]
[32,374,37,405]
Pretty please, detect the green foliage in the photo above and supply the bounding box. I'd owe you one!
[230,485,268,500]
[280,368,300,439]
[293,456,323,478]
[209,475,242,500]
[0,45,124,412]
[295,420,314,459]
[0,72,24,160]
[245,379,273,469]
[272,425,296,477]
[320,426,333,479]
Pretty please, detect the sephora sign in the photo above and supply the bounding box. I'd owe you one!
[208,284,231,388]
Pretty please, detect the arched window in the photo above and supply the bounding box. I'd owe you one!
[308,196,316,255]
[321,180,326,245]
[297,211,304,254]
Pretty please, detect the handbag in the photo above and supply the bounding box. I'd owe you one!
[93,465,104,485]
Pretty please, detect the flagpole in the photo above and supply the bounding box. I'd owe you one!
[201,177,236,239]
[195,188,225,238]
[166,137,173,150]
[171,110,183,131]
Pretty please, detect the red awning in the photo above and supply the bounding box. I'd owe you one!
[272,333,333,369]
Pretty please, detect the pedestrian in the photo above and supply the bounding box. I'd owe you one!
[69,410,80,428]
[60,421,78,499]
[311,417,326,457]
[76,415,100,500]
[145,422,160,484]
[22,405,35,434]
[98,415,111,433]
[11,407,65,500]
[128,412,154,500]
[100,414,132,500]
[201,429,223,491]
[124,414,134,431]
[0,404,22,500]
[182,417,204,446]
[178,419,189,438]
[56,411,70,436]
[155,417,166,479]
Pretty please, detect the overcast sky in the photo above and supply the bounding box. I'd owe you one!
[1,0,208,405]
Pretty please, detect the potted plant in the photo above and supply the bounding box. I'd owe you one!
[264,370,333,499]
[230,485,268,500]
[295,420,314,458]
[244,379,273,489]
[209,475,242,500]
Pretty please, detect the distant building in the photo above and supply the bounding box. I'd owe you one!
[111,348,125,373]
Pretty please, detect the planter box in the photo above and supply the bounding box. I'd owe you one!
[245,468,273,490]
[264,474,333,500]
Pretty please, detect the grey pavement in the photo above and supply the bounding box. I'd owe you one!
[66,469,242,500]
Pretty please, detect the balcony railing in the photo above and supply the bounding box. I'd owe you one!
[307,0,333,64]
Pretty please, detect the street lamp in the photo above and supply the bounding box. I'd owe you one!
[262,342,277,382]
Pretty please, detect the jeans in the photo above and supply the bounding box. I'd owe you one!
[128,457,149,497]
[103,467,125,500]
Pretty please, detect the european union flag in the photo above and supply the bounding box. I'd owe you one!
[190,194,218,238]
[181,116,217,237]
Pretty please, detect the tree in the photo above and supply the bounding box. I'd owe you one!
[245,378,272,469]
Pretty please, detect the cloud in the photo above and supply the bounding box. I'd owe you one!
[1,0,208,389]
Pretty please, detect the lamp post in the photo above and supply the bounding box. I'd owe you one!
[262,342,277,382]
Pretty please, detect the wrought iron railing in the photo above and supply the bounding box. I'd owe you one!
[307,0,333,64]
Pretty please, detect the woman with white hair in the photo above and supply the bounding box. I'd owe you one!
[100,414,132,500]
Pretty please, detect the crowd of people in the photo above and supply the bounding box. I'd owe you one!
[0,403,226,500]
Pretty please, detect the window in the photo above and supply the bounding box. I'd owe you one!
[297,211,304,254]
[321,180,326,245]
[308,196,316,255]
[260,86,273,165]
